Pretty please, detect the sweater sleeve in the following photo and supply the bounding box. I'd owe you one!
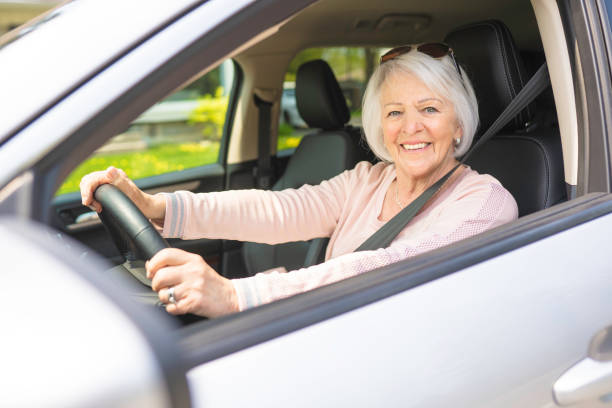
[160,165,355,243]
[231,181,518,310]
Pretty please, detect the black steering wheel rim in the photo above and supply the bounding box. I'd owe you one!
[94,184,169,261]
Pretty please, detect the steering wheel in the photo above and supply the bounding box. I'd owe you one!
[94,184,169,261]
[94,184,207,324]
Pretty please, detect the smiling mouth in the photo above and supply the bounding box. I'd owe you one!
[400,142,430,151]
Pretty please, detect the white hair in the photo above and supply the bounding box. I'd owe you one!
[362,48,479,161]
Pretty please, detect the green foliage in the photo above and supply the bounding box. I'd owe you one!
[285,48,325,81]
[185,67,221,97]
[188,86,228,140]
[285,47,368,82]
[278,122,295,136]
[277,134,303,151]
[57,142,220,195]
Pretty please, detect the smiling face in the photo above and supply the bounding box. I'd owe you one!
[381,71,462,185]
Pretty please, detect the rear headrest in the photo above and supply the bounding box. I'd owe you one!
[295,59,350,130]
[445,20,534,135]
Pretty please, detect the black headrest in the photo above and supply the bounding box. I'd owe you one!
[445,20,534,135]
[295,59,350,130]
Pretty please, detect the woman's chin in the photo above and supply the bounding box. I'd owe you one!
[395,158,455,182]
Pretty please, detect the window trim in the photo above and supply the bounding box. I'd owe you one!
[559,0,612,194]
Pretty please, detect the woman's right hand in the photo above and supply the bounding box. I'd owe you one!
[79,166,166,221]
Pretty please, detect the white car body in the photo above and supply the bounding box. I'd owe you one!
[2,0,612,407]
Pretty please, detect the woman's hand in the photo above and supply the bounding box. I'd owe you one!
[146,248,239,318]
[79,166,165,221]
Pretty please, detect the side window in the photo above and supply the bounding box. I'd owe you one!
[57,60,236,195]
[277,47,383,154]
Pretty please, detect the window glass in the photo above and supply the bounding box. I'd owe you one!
[278,47,385,153]
[57,60,235,195]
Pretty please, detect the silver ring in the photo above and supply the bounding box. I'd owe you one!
[167,287,177,305]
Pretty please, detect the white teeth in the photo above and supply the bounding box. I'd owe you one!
[401,142,428,150]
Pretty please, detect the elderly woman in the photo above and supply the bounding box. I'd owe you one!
[80,43,518,318]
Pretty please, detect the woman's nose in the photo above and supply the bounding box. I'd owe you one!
[402,112,424,134]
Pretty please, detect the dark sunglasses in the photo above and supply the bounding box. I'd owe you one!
[380,43,463,79]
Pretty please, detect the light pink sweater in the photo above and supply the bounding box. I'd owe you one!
[161,161,518,311]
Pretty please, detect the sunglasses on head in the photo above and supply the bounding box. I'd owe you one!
[380,42,463,80]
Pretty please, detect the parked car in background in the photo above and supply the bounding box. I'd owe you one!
[3,0,612,406]
[280,82,306,128]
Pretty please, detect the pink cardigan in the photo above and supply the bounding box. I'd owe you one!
[161,161,518,311]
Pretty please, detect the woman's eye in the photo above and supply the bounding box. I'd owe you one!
[424,106,439,113]
[387,110,401,117]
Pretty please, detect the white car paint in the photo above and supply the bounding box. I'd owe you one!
[187,212,612,407]
[0,221,169,407]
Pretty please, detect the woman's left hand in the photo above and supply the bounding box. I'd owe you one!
[146,248,239,318]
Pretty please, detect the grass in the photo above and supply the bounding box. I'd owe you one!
[57,142,220,195]
[58,134,305,196]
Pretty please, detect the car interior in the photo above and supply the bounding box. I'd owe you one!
[49,0,572,319]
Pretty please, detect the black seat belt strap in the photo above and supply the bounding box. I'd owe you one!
[355,62,550,252]
[355,162,460,252]
[254,94,274,189]
[461,62,550,163]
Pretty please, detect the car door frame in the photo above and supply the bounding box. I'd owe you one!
[560,0,612,195]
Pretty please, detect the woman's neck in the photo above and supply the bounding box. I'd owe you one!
[395,159,460,205]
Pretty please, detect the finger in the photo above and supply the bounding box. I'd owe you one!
[165,296,193,315]
[79,172,100,207]
[158,284,184,305]
[159,287,170,304]
[151,265,183,292]
[80,168,117,211]
[147,248,198,279]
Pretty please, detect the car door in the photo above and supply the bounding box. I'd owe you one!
[178,194,612,407]
[0,217,190,407]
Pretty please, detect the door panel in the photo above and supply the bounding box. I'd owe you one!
[185,205,612,407]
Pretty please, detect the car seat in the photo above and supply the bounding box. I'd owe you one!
[241,59,371,276]
[445,20,566,216]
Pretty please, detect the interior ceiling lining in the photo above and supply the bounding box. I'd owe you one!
[244,0,540,55]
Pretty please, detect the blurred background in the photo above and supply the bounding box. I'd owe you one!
[0,0,60,35]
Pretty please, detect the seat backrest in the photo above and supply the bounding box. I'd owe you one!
[445,20,566,216]
[241,59,370,275]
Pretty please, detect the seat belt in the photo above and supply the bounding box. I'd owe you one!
[253,94,274,189]
[355,62,550,252]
